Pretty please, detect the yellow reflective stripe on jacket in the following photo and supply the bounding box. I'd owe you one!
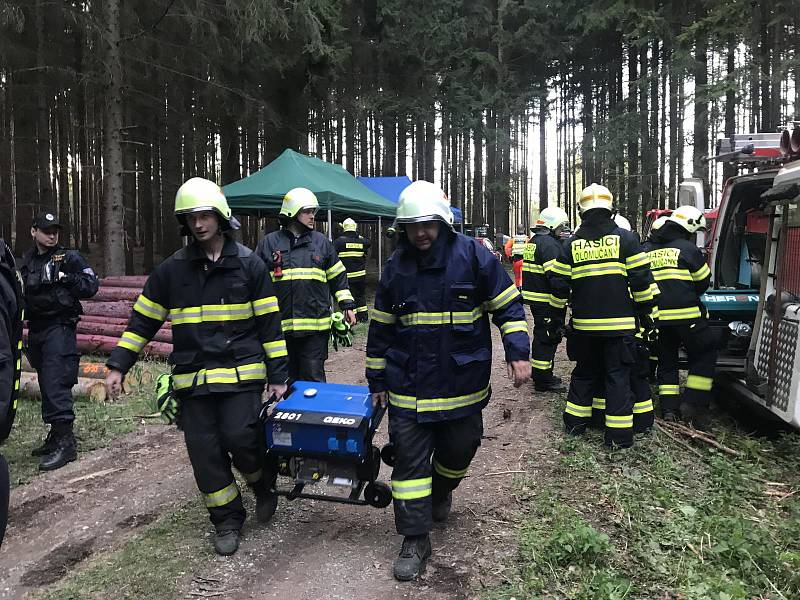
[691,264,711,281]
[134,294,168,321]
[371,309,397,325]
[659,384,680,395]
[522,263,545,274]
[592,397,606,410]
[365,356,386,370]
[531,358,552,370]
[659,306,702,321]
[388,386,490,413]
[626,252,650,270]
[571,262,626,279]
[203,481,240,508]
[633,399,654,414]
[262,340,288,359]
[500,320,528,336]
[686,374,713,391]
[632,287,656,303]
[550,260,572,276]
[346,270,366,278]
[391,477,432,500]
[170,303,254,325]
[398,309,483,327]
[522,290,550,303]
[549,294,568,309]
[326,261,346,280]
[117,331,148,354]
[565,401,592,418]
[338,251,365,258]
[605,414,633,429]
[271,268,326,282]
[572,317,636,331]
[543,258,558,273]
[252,296,280,316]
[484,284,519,312]
[281,317,332,332]
[652,268,693,282]
[433,459,469,479]
[334,289,355,303]
[172,362,267,390]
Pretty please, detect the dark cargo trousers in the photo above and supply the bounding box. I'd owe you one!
[286,333,329,383]
[657,320,717,413]
[25,323,79,424]
[348,276,369,322]
[529,312,562,384]
[389,412,483,536]
[179,390,269,531]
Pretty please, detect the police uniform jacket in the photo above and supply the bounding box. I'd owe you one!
[521,228,566,318]
[365,229,530,423]
[0,241,23,442]
[255,229,354,337]
[333,231,371,279]
[107,237,289,398]
[549,210,657,336]
[643,225,711,325]
[19,245,98,328]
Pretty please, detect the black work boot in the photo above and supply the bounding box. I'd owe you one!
[31,428,57,457]
[213,529,240,556]
[255,490,278,523]
[680,402,712,431]
[39,423,77,471]
[534,375,566,393]
[432,492,452,523]
[393,534,432,581]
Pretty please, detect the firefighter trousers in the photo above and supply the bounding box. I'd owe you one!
[530,312,562,383]
[389,412,483,536]
[179,390,269,531]
[26,323,78,425]
[348,276,369,322]
[657,321,717,413]
[564,334,635,447]
[0,453,8,547]
[286,333,329,383]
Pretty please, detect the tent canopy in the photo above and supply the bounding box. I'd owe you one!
[223,149,397,219]
[357,176,463,224]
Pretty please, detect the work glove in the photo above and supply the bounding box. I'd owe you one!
[153,373,179,425]
[542,317,565,345]
[639,313,658,344]
[330,311,353,351]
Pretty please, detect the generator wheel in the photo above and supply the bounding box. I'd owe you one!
[357,446,381,481]
[364,481,392,508]
[380,442,396,467]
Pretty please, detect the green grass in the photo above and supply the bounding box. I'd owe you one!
[6,359,168,486]
[485,401,800,599]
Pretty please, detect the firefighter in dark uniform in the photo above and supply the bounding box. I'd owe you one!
[334,218,371,322]
[643,205,715,429]
[521,206,570,392]
[0,239,23,546]
[106,178,289,556]
[366,180,531,581]
[549,184,657,448]
[255,188,356,382]
[20,212,99,470]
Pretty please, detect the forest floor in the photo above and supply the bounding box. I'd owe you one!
[1,317,800,599]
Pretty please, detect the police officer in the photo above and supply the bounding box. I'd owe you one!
[255,188,355,382]
[643,205,715,429]
[366,180,530,581]
[20,212,99,470]
[334,218,371,322]
[549,184,657,448]
[0,239,23,546]
[521,207,570,392]
[106,178,289,556]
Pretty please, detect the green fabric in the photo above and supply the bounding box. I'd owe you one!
[223,149,397,218]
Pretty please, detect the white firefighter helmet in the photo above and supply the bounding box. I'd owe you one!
[395,180,453,227]
[342,218,357,232]
[613,213,632,231]
[651,215,668,231]
[536,206,569,231]
[280,187,319,218]
[578,183,613,214]
[668,205,707,233]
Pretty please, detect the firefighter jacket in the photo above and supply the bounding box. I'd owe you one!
[0,240,23,443]
[255,229,354,337]
[19,245,98,327]
[521,228,566,317]
[365,229,530,423]
[333,231,371,279]
[107,237,289,398]
[549,210,657,336]
[643,226,711,324]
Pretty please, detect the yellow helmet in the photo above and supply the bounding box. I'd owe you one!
[280,187,319,218]
[174,177,239,232]
[578,183,613,214]
[342,218,357,232]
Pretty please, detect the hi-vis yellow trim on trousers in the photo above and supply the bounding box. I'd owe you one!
[172,362,267,390]
[262,340,288,359]
[659,306,702,321]
[565,401,592,418]
[170,303,253,325]
[605,414,633,429]
[252,296,280,316]
[500,320,528,336]
[433,459,469,479]
[133,294,168,321]
[117,331,148,353]
[592,397,606,410]
[531,358,552,370]
[365,356,386,370]
[326,261,347,280]
[338,251,365,258]
[370,308,397,324]
[391,477,432,500]
[633,399,654,414]
[686,374,713,391]
[388,386,490,412]
[334,289,355,303]
[346,270,366,278]
[571,262,626,279]
[484,284,519,312]
[659,384,680,395]
[281,316,332,333]
[271,268,326,283]
[204,481,240,507]
[572,317,636,331]
[398,309,483,327]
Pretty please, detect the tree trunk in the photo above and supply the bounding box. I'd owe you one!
[57,95,71,244]
[472,113,484,225]
[723,38,737,184]
[140,125,154,272]
[692,3,709,196]
[0,72,14,243]
[539,98,548,209]
[627,43,639,220]
[397,113,407,177]
[35,0,54,212]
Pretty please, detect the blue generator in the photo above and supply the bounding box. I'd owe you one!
[262,381,391,508]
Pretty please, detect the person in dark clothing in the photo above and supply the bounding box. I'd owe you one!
[333,218,371,322]
[19,212,98,470]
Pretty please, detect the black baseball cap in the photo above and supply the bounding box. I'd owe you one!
[32,212,62,230]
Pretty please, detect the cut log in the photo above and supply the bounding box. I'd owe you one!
[20,357,142,387]
[81,301,134,318]
[92,287,141,302]
[19,372,107,402]
[73,334,172,357]
[80,314,171,329]
[100,276,149,288]
[76,321,172,343]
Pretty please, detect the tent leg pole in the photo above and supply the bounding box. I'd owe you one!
[378,217,382,278]
[327,209,332,240]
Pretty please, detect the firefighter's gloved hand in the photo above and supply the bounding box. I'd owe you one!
[542,317,565,344]
[153,373,178,425]
[330,312,353,351]
[639,314,658,343]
